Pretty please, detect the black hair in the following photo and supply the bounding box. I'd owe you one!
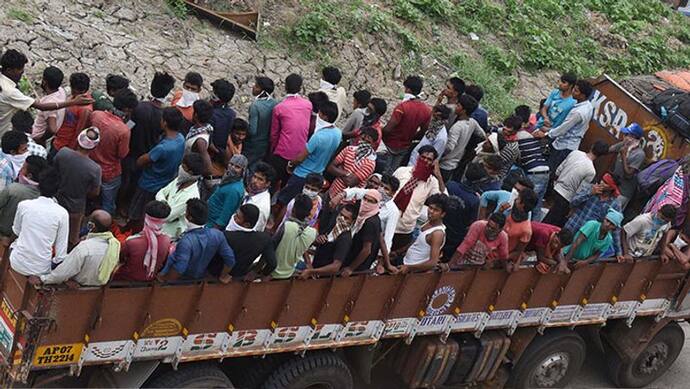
[151,72,175,99]
[285,73,303,94]
[561,72,577,86]
[292,194,313,221]
[0,49,27,71]
[458,94,479,116]
[519,188,538,211]
[514,105,531,124]
[161,107,184,132]
[255,76,275,94]
[381,174,400,192]
[501,170,525,191]
[369,98,387,115]
[489,212,507,228]
[186,198,209,225]
[503,115,523,131]
[105,74,130,93]
[184,72,203,88]
[425,193,450,213]
[38,167,60,197]
[516,176,535,189]
[353,90,371,107]
[113,89,139,111]
[305,173,325,188]
[590,140,609,157]
[11,110,33,134]
[497,132,507,151]
[403,75,423,95]
[359,126,379,142]
[448,77,466,95]
[322,66,342,85]
[465,162,487,183]
[308,91,330,114]
[24,155,48,181]
[539,98,547,110]
[145,200,172,219]
[433,104,452,120]
[42,66,64,90]
[232,118,249,133]
[1,131,27,154]
[193,100,214,123]
[211,79,235,103]
[238,203,260,229]
[69,72,90,93]
[575,80,593,99]
[253,162,276,185]
[341,203,357,216]
[660,204,678,221]
[557,228,574,246]
[465,85,484,102]
[319,101,339,123]
[183,152,205,176]
[417,144,439,160]
[484,154,504,171]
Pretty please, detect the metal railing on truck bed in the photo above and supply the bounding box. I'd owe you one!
[0,247,689,384]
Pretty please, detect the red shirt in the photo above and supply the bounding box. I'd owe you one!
[382,100,431,149]
[114,234,172,282]
[328,146,376,197]
[89,111,131,181]
[504,215,532,253]
[53,95,93,150]
[527,222,561,251]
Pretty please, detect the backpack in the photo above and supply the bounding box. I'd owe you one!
[651,88,690,139]
[637,158,680,195]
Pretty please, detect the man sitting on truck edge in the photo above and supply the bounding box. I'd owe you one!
[527,222,573,274]
[445,212,509,269]
[224,204,277,281]
[563,209,623,268]
[620,204,676,262]
[0,156,47,240]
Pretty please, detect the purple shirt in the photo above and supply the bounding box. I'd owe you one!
[270,95,312,160]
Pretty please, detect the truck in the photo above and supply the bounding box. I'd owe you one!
[1,75,689,389]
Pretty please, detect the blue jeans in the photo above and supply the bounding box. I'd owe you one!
[526,171,549,222]
[101,175,122,215]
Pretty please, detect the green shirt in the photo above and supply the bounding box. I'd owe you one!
[563,220,612,261]
[271,221,317,279]
[92,90,114,112]
[155,178,200,240]
[0,183,39,236]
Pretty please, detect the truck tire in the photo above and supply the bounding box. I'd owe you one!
[145,363,234,388]
[606,321,684,388]
[507,330,586,388]
[261,351,353,389]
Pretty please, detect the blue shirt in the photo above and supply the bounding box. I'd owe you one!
[206,180,244,228]
[160,227,235,279]
[293,126,342,178]
[537,89,576,129]
[447,181,480,217]
[547,100,594,151]
[470,106,489,132]
[138,134,185,193]
[209,105,236,151]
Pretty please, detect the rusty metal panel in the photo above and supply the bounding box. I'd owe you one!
[311,277,358,324]
[232,280,292,331]
[558,266,601,305]
[617,261,660,301]
[39,289,100,345]
[348,275,400,321]
[461,270,507,312]
[186,283,242,334]
[589,263,633,302]
[525,273,567,307]
[493,270,539,310]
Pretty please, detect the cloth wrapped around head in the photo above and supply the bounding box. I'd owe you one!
[78,127,100,150]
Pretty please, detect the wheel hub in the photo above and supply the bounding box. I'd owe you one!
[637,342,669,375]
[531,352,570,387]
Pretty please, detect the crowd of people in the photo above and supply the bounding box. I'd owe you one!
[1,47,690,289]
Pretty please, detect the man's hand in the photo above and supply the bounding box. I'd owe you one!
[498,202,511,213]
[67,93,95,106]
[574,261,588,269]
[298,269,313,280]
[27,276,42,287]
[398,264,410,274]
[433,160,443,179]
[437,262,450,272]
[65,280,80,289]
[343,174,359,187]
[329,192,345,209]
[340,267,353,277]
[556,262,571,274]
[532,130,547,139]
[376,263,385,275]
[616,254,633,263]
[219,274,232,284]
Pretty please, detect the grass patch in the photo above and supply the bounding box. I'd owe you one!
[165,0,188,19]
[8,8,34,23]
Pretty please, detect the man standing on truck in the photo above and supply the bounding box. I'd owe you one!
[620,204,676,261]
[607,123,647,210]
[563,209,622,268]
[399,194,448,273]
[224,204,276,280]
[0,156,47,240]
[535,73,577,131]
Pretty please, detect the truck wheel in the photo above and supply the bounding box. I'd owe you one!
[146,364,234,388]
[261,351,353,389]
[606,321,684,388]
[508,330,586,388]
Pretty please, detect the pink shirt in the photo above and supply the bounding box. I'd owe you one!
[31,87,66,139]
[270,95,312,160]
[455,220,509,265]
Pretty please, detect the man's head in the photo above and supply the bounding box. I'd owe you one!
[559,73,577,92]
[20,155,48,182]
[359,126,379,146]
[366,173,382,190]
[150,72,175,99]
[465,85,484,103]
[602,209,623,232]
[403,76,423,96]
[253,76,274,96]
[432,104,452,121]
[38,168,60,198]
[192,100,214,125]
[161,107,184,133]
[185,198,209,226]
[77,127,100,152]
[11,111,33,134]
[514,105,531,127]
[250,162,276,193]
[483,155,503,177]
[308,91,330,114]
[552,228,574,250]
[658,204,677,224]
[227,154,248,179]
[211,79,235,104]
[515,187,538,213]
[353,90,371,109]
[1,131,28,155]
[285,73,303,94]
[144,200,172,219]
[105,74,130,97]
[502,115,523,137]
[69,72,90,95]
[0,49,28,83]
[486,213,506,241]
[589,140,609,158]
[87,210,112,233]
[513,176,535,192]
[621,122,644,141]
[573,80,593,102]
[182,152,205,176]
[183,72,203,93]
[417,145,439,165]
[322,66,342,85]
[456,94,479,118]
[368,98,387,117]
[425,193,449,222]
[380,174,400,197]
[113,89,139,119]
[231,118,248,145]
[41,66,64,93]
[236,204,260,230]
[338,204,356,225]
[598,173,621,199]
[318,101,339,124]
[292,194,313,221]
[445,77,466,99]
[464,162,487,186]
[304,173,325,197]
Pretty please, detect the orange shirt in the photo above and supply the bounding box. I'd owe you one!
[504,214,532,253]
[170,90,195,122]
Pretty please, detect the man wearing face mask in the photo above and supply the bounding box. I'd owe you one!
[155,153,204,239]
[350,97,387,151]
[621,204,676,262]
[327,126,378,199]
[606,123,646,210]
[341,189,383,277]
[207,154,247,230]
[171,72,203,131]
[0,131,29,190]
[447,212,509,268]
[89,89,139,215]
[223,204,276,280]
[503,189,539,271]
[244,76,277,168]
[341,90,371,136]
[275,173,325,232]
[478,176,535,220]
[207,79,236,155]
[0,156,47,239]
[230,162,275,232]
[30,66,66,143]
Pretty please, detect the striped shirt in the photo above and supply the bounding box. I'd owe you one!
[497,141,519,181]
[516,130,549,173]
[328,146,376,197]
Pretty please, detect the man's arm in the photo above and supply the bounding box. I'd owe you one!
[382,107,402,136]
[450,223,479,265]
[54,211,70,265]
[194,139,213,175]
[290,147,310,167]
[40,244,86,284]
[217,239,236,281]
[342,241,372,277]
[136,153,152,169]
[547,111,580,139]
[248,104,259,138]
[565,233,586,262]
[158,238,190,281]
[401,230,444,273]
[32,94,93,111]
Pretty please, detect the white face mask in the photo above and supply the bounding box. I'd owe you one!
[403,93,420,102]
[227,214,254,232]
[177,89,200,108]
[509,188,519,206]
[185,217,203,231]
[303,188,319,199]
[314,116,333,132]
